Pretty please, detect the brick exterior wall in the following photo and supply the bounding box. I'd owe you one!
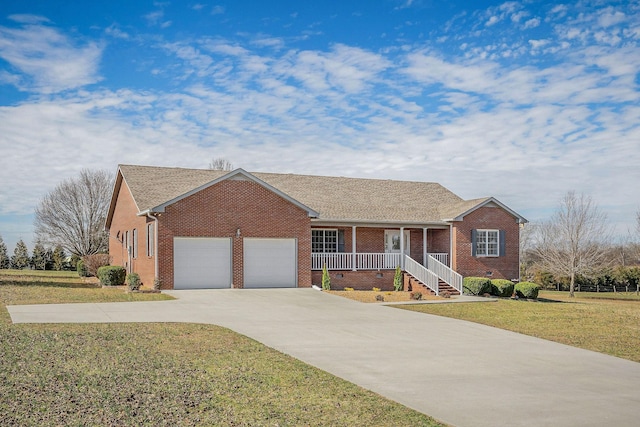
[452,206,520,280]
[156,178,312,289]
[107,180,156,287]
[311,270,395,291]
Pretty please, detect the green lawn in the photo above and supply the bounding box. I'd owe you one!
[396,290,640,363]
[0,273,444,426]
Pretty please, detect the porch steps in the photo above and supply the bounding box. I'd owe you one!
[403,273,460,296]
[437,280,461,296]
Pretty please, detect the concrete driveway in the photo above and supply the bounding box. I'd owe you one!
[8,288,640,427]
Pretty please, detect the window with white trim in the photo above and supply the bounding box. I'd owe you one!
[312,229,338,253]
[146,223,154,257]
[475,229,499,257]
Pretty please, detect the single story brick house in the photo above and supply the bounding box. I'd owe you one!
[105,164,527,294]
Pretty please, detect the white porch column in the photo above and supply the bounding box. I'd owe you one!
[423,227,428,267]
[352,226,357,271]
[400,226,405,269]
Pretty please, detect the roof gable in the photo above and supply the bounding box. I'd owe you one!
[442,197,528,223]
[150,168,319,217]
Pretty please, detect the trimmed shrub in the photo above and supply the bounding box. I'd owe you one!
[77,259,89,277]
[127,273,141,291]
[491,279,515,297]
[393,265,403,291]
[97,266,126,286]
[515,281,541,299]
[463,277,492,296]
[321,264,331,290]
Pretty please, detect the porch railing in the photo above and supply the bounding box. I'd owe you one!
[356,253,401,270]
[311,253,401,271]
[404,255,440,295]
[427,254,463,294]
[311,253,352,270]
[428,252,449,266]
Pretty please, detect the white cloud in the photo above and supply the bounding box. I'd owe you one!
[598,8,626,28]
[522,18,540,29]
[0,18,103,93]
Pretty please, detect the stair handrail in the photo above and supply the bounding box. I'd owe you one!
[404,255,440,295]
[427,255,463,294]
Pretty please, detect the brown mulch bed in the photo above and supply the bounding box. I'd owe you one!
[326,290,443,303]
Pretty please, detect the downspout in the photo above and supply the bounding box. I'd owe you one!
[146,212,159,283]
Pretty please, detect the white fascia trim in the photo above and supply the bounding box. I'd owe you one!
[150,168,319,218]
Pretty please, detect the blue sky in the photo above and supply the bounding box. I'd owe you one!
[0,0,639,253]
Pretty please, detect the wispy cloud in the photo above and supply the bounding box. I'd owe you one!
[0,16,102,93]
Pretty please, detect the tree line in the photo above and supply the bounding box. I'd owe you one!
[0,236,76,271]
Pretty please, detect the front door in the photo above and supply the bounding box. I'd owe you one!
[384,230,410,256]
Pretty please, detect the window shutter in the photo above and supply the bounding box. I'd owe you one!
[471,229,477,257]
[499,230,506,256]
[338,230,345,253]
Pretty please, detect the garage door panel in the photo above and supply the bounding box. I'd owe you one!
[244,238,296,288]
[174,237,231,289]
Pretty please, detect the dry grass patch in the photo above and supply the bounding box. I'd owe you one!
[327,290,443,303]
[395,290,640,363]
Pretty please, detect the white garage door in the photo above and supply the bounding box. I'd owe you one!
[174,237,231,289]
[244,238,297,288]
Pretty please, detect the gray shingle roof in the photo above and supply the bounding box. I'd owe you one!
[115,164,521,225]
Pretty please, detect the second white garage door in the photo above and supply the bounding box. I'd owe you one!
[174,237,232,289]
[244,238,297,288]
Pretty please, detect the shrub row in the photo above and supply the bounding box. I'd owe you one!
[463,277,540,299]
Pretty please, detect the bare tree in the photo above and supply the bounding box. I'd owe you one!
[208,157,233,171]
[34,169,113,256]
[532,191,612,297]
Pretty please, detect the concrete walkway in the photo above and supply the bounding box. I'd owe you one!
[8,288,640,427]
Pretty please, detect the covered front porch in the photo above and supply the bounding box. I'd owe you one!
[310,225,451,271]
[310,225,462,295]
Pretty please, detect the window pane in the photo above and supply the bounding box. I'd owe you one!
[476,230,486,256]
[325,230,337,252]
[487,230,498,256]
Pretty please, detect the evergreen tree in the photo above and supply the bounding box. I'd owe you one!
[0,235,9,269]
[11,239,30,270]
[45,248,54,270]
[31,241,47,270]
[52,245,66,271]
